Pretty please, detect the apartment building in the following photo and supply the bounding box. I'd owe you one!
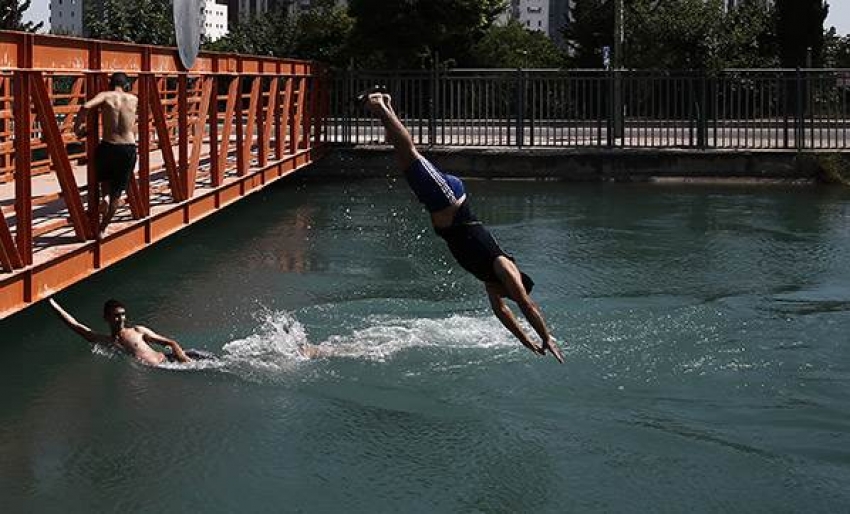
[513,0,550,34]
[49,0,85,35]
[202,0,229,41]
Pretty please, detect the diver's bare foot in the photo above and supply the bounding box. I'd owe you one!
[544,338,565,364]
[365,93,388,115]
[297,343,323,359]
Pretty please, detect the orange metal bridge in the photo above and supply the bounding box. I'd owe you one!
[0,31,328,320]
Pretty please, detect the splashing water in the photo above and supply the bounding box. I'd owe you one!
[155,309,523,380]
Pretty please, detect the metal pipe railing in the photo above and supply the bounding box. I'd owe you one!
[326,67,850,151]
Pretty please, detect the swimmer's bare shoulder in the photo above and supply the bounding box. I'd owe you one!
[298,343,330,359]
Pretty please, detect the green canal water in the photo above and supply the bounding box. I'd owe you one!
[1,177,849,512]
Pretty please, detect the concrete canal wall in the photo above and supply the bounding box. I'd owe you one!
[303,146,839,183]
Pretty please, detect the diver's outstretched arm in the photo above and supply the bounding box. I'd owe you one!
[365,94,420,172]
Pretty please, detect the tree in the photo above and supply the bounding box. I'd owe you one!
[84,0,176,46]
[626,0,725,70]
[718,0,777,69]
[85,0,175,46]
[472,19,565,68]
[290,0,355,66]
[775,0,829,67]
[1,0,43,32]
[203,12,296,57]
[348,0,507,68]
[561,0,614,68]
[824,28,850,68]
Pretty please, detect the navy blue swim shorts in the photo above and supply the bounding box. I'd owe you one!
[403,157,465,212]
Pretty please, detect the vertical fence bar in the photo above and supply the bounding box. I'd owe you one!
[13,69,32,265]
[178,74,189,198]
[138,63,151,214]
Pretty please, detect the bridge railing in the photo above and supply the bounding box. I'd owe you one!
[0,31,328,305]
[325,68,850,150]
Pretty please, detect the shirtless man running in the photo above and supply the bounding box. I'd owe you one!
[49,298,193,366]
[74,72,138,239]
[362,90,564,363]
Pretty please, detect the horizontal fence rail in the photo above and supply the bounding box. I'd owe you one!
[0,31,328,318]
[325,68,850,150]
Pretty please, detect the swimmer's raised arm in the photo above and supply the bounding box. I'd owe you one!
[48,298,111,344]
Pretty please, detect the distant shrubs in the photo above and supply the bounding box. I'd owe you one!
[809,153,850,186]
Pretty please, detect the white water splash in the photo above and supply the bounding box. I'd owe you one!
[156,309,520,378]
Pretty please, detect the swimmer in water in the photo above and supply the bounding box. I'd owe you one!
[49,298,194,366]
[361,89,564,363]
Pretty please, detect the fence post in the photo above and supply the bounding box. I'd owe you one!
[796,67,804,151]
[345,64,354,145]
[607,70,614,148]
[516,68,525,148]
[698,71,707,149]
[430,59,438,147]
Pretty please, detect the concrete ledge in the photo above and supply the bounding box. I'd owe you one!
[303,145,831,183]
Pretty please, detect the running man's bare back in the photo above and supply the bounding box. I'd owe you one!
[85,90,138,145]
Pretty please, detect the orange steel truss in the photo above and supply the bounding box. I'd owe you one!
[0,31,329,319]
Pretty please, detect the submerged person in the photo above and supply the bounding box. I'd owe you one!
[73,72,139,239]
[362,90,564,363]
[49,298,198,366]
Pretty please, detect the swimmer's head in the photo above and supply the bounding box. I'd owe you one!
[103,299,127,328]
[109,72,131,92]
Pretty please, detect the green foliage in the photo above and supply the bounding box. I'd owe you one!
[812,153,850,186]
[1,0,43,32]
[775,0,828,67]
[290,0,355,66]
[561,0,613,68]
[85,0,175,46]
[627,0,726,69]
[472,19,565,68]
[203,12,296,57]
[204,1,353,65]
[566,0,778,70]
[348,0,507,68]
[824,29,850,68]
[718,0,778,69]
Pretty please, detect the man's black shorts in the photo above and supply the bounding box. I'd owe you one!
[435,200,534,292]
[95,141,137,198]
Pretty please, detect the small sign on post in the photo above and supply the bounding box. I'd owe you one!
[602,46,611,71]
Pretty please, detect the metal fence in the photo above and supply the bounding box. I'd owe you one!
[324,68,850,150]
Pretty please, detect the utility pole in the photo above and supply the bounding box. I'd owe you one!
[614,0,624,69]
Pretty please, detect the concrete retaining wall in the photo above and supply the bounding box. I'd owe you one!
[303,146,823,183]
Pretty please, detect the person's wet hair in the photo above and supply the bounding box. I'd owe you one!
[103,298,126,318]
[109,72,130,91]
